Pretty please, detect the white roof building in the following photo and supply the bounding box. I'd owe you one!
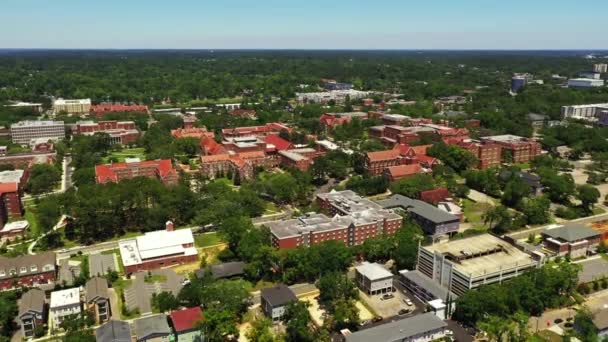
[355,262,393,281]
[50,287,81,308]
[119,229,197,267]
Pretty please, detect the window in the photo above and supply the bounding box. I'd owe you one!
[0,270,4,277]
[43,264,53,272]
[9,268,16,276]
[20,267,27,274]
[30,265,37,272]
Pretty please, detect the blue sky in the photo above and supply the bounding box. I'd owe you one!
[1,0,607,49]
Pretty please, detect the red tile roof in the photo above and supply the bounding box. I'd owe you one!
[0,182,18,194]
[319,114,350,128]
[385,164,422,179]
[229,109,257,117]
[366,149,401,162]
[416,155,439,167]
[171,128,215,139]
[200,137,226,155]
[95,160,177,184]
[90,104,149,114]
[170,307,204,332]
[420,188,451,205]
[264,134,293,151]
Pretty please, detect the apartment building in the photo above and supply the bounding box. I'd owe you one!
[53,99,91,115]
[0,252,56,290]
[18,289,46,338]
[561,103,608,121]
[50,287,81,328]
[85,277,110,323]
[458,140,502,169]
[89,103,149,118]
[267,190,401,249]
[480,135,542,164]
[95,159,178,185]
[10,121,66,145]
[73,120,140,145]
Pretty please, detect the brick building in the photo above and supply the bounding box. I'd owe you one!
[119,222,198,274]
[365,144,435,176]
[171,127,215,140]
[541,224,601,259]
[73,120,140,145]
[480,135,542,164]
[458,140,502,169]
[0,152,56,169]
[278,148,319,172]
[89,104,149,118]
[228,109,257,119]
[221,123,291,139]
[0,252,56,290]
[383,164,423,182]
[267,190,401,249]
[95,159,179,185]
[200,151,269,180]
[200,136,227,156]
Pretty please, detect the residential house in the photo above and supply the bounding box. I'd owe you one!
[18,289,46,338]
[0,252,56,290]
[343,312,448,342]
[354,262,394,296]
[261,284,297,322]
[96,320,133,342]
[541,224,601,258]
[133,314,172,342]
[169,307,204,342]
[85,277,110,323]
[50,287,81,328]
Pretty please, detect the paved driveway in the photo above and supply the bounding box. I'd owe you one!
[124,269,185,314]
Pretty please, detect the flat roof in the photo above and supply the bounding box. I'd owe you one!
[0,170,24,184]
[11,120,65,128]
[422,234,537,277]
[119,229,197,267]
[376,194,458,224]
[345,312,447,342]
[399,269,458,300]
[0,220,29,233]
[50,287,80,308]
[279,150,307,162]
[356,262,393,281]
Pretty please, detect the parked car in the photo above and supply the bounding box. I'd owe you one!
[398,308,411,315]
[405,299,413,306]
[372,316,383,323]
[382,293,394,300]
[359,320,371,327]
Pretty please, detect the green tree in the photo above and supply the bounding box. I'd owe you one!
[501,178,531,207]
[577,184,601,214]
[389,174,436,198]
[282,301,313,342]
[197,308,239,342]
[27,164,62,194]
[151,292,179,312]
[246,317,284,342]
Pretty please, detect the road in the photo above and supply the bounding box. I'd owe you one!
[507,211,608,240]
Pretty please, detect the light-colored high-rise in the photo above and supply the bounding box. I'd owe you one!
[593,64,608,73]
[53,98,91,115]
[10,121,65,145]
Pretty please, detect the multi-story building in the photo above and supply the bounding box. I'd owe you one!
[0,151,56,169]
[480,135,542,164]
[261,284,297,322]
[568,78,605,88]
[541,224,600,259]
[53,99,91,115]
[200,151,269,180]
[383,164,423,182]
[221,123,291,139]
[323,82,353,91]
[343,312,448,342]
[50,287,81,328]
[73,120,140,145]
[594,64,608,73]
[561,103,608,121]
[381,114,410,126]
[0,169,27,221]
[296,89,372,104]
[364,144,434,176]
[399,269,458,306]
[511,76,528,93]
[268,190,402,249]
[376,194,460,236]
[416,234,538,296]
[89,103,149,118]
[0,252,56,290]
[18,289,46,338]
[278,148,318,171]
[0,221,29,242]
[119,223,198,274]
[354,262,394,296]
[85,277,110,324]
[10,121,65,145]
[458,140,502,169]
[171,127,214,140]
[95,159,178,185]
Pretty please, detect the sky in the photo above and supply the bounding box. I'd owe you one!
[1,0,607,49]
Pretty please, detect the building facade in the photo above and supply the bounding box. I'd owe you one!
[95,159,179,185]
[354,262,394,296]
[18,289,46,338]
[53,99,91,115]
[73,120,140,145]
[50,287,81,328]
[261,284,297,322]
[0,252,56,290]
[10,121,66,145]
[85,277,110,324]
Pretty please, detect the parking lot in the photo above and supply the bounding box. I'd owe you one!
[358,289,415,318]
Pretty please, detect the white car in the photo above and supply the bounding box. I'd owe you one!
[405,299,413,306]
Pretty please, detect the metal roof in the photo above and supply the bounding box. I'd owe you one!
[376,194,459,224]
[542,224,600,242]
[356,262,393,281]
[261,284,297,307]
[345,312,447,342]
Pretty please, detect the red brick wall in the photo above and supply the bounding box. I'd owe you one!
[0,270,55,290]
[3,192,23,218]
[124,254,198,274]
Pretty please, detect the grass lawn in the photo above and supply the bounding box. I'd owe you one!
[101,148,146,163]
[532,330,563,342]
[195,232,223,248]
[593,207,606,215]
[24,203,41,238]
[462,199,492,229]
[144,274,167,283]
[107,231,143,242]
[264,202,280,215]
[251,280,277,291]
[111,278,139,320]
